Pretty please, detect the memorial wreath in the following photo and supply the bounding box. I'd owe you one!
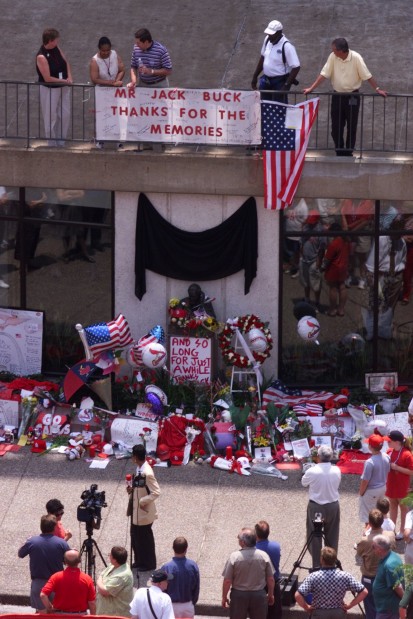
[219,314,272,369]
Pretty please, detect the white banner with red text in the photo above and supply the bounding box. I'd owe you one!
[95,87,261,144]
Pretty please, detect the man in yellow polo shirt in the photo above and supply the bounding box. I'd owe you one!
[304,38,387,156]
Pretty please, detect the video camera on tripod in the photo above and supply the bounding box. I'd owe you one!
[312,512,324,534]
[77,483,107,530]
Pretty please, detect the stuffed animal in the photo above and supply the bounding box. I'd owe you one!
[65,434,85,460]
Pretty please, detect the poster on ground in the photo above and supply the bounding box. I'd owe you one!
[0,309,43,375]
[95,87,261,145]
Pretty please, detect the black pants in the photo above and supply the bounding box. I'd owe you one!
[130,523,156,570]
[267,580,283,619]
[259,75,290,104]
[331,92,360,156]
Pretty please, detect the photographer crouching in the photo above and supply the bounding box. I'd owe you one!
[127,444,160,573]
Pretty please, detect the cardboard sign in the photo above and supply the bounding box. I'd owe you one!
[34,409,71,437]
[0,308,43,375]
[169,336,212,384]
[0,399,19,427]
[110,416,158,452]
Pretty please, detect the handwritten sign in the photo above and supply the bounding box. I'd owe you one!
[110,416,158,452]
[0,309,43,375]
[95,87,261,145]
[0,400,19,426]
[169,336,211,384]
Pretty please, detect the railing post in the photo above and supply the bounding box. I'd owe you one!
[359,93,364,159]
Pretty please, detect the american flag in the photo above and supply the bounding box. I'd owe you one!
[293,403,323,417]
[84,314,133,358]
[262,380,348,408]
[262,98,319,210]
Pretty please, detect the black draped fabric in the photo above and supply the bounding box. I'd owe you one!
[135,193,258,300]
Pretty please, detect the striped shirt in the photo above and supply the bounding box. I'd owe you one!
[131,40,172,85]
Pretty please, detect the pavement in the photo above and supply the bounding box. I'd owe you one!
[0,446,378,617]
[0,1,412,617]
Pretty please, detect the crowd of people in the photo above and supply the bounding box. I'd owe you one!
[283,197,413,329]
[36,27,172,148]
[16,434,413,619]
[35,18,389,160]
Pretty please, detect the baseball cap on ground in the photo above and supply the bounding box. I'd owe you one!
[31,438,47,453]
[264,20,283,35]
[151,569,173,583]
[364,434,385,448]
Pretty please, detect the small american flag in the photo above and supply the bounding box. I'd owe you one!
[262,380,348,408]
[84,314,133,358]
[293,403,323,417]
[262,98,319,210]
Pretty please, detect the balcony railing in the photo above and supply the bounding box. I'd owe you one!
[1,81,412,157]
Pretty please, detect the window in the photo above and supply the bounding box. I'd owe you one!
[280,198,413,386]
[0,186,113,373]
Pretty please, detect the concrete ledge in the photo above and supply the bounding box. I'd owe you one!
[0,145,413,200]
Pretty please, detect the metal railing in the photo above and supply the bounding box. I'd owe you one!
[1,81,413,157]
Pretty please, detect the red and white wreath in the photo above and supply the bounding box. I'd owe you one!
[218,314,273,369]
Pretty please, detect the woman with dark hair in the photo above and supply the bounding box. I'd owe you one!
[90,36,125,88]
[90,36,125,150]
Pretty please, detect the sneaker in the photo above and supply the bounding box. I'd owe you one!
[395,532,404,540]
[290,270,299,279]
[117,143,124,150]
[95,141,104,149]
[0,279,9,289]
[358,279,366,290]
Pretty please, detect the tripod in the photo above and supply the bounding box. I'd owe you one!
[80,520,107,583]
[282,523,338,589]
[281,523,365,618]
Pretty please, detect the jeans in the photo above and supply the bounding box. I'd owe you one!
[361,575,376,619]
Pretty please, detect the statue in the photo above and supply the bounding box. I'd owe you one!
[180,283,216,319]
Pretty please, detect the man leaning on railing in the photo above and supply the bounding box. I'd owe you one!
[303,37,387,158]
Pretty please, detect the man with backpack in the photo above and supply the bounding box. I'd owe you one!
[251,20,300,103]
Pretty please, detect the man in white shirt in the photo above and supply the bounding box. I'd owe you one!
[251,20,300,103]
[130,569,174,619]
[301,445,341,569]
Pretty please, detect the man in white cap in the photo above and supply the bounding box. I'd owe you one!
[251,20,300,103]
[130,569,174,619]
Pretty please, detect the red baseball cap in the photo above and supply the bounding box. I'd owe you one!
[364,434,385,449]
[307,210,320,225]
[31,439,47,453]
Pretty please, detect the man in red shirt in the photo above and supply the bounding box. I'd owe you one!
[40,549,96,614]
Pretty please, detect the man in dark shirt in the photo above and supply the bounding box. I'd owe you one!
[255,521,282,619]
[18,514,70,611]
[161,537,200,618]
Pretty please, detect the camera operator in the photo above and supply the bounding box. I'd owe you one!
[301,445,341,569]
[127,444,160,572]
